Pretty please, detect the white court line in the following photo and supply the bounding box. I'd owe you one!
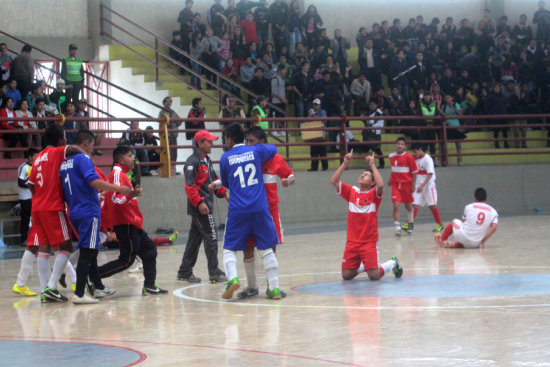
[172,270,550,310]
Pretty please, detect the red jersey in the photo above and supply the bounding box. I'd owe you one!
[102,163,144,229]
[28,145,68,212]
[262,154,293,208]
[389,151,418,183]
[338,182,383,245]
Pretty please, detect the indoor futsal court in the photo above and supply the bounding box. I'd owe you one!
[1,214,549,366]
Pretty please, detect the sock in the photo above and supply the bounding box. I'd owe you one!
[37,252,50,292]
[394,221,400,230]
[64,261,77,285]
[47,250,70,289]
[223,250,238,281]
[16,250,36,287]
[430,206,442,225]
[441,223,454,241]
[413,206,419,219]
[243,258,257,289]
[380,259,396,277]
[259,249,279,290]
[407,210,414,223]
[75,249,94,298]
[357,263,365,274]
[153,237,172,245]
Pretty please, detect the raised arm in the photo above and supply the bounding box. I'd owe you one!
[365,153,384,196]
[330,149,353,188]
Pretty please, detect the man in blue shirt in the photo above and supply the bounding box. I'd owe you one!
[219,123,282,300]
[60,130,134,304]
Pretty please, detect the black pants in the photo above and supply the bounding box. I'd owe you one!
[19,199,31,243]
[76,248,100,297]
[178,214,221,278]
[99,224,158,287]
[310,144,328,171]
[68,81,83,104]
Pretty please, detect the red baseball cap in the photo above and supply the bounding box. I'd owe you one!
[193,130,219,142]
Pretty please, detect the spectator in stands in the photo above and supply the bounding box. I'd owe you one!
[330,29,350,74]
[0,83,7,108]
[75,99,102,155]
[186,97,205,141]
[249,67,270,99]
[457,18,475,48]
[63,102,78,144]
[269,0,289,51]
[0,43,13,82]
[485,83,509,148]
[508,83,529,148]
[1,97,28,158]
[475,9,497,56]
[350,73,371,114]
[306,98,328,171]
[358,39,383,91]
[409,51,428,93]
[61,44,84,104]
[49,78,68,113]
[512,14,533,47]
[250,94,269,130]
[26,81,49,112]
[189,30,203,90]
[293,42,309,62]
[11,44,34,99]
[240,11,259,44]
[254,0,269,46]
[440,94,466,166]
[144,126,160,174]
[218,31,232,69]
[170,31,185,73]
[389,49,410,104]
[419,93,438,156]
[388,86,405,120]
[178,0,195,51]
[257,52,275,79]
[239,56,256,88]
[5,78,21,108]
[18,147,39,245]
[120,121,150,175]
[193,12,207,35]
[533,0,550,43]
[271,66,288,133]
[291,60,312,118]
[400,99,420,140]
[16,99,36,148]
[288,0,303,57]
[158,96,182,163]
[32,98,53,140]
[209,0,226,36]
[230,26,247,70]
[219,96,247,144]
[221,57,241,96]
[200,27,224,87]
[362,99,385,169]
[302,5,323,50]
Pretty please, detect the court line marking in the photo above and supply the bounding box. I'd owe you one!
[0,336,366,367]
[172,271,550,310]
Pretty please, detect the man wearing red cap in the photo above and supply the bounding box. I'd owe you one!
[177,130,228,283]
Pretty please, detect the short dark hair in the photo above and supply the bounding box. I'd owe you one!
[246,126,267,143]
[411,143,424,151]
[192,97,202,108]
[24,147,40,159]
[113,145,131,163]
[44,124,66,147]
[395,137,406,144]
[474,187,487,202]
[224,123,245,144]
[75,129,95,145]
[21,44,32,53]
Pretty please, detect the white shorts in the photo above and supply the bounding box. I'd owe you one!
[413,181,438,207]
[448,219,480,248]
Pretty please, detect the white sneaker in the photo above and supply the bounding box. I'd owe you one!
[94,287,116,298]
[72,294,99,304]
[128,259,143,273]
[150,170,159,176]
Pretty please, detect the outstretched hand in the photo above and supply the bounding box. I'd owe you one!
[343,149,354,165]
[365,152,375,166]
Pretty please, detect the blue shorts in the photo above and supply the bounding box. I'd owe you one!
[223,210,278,251]
[71,216,100,250]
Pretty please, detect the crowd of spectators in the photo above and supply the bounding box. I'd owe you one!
[174,0,550,153]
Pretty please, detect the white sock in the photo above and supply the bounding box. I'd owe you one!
[64,261,77,285]
[357,263,365,274]
[407,210,414,223]
[394,221,401,230]
[16,250,36,287]
[68,249,80,267]
[37,252,50,292]
[381,259,396,275]
[47,251,70,289]
[243,258,257,289]
[223,250,238,281]
[259,249,279,290]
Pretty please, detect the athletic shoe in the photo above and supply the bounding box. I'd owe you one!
[391,256,403,278]
[71,284,76,292]
[237,287,259,299]
[168,231,179,242]
[41,294,54,303]
[94,287,116,298]
[142,285,168,295]
[265,288,287,298]
[401,222,414,234]
[266,288,282,300]
[209,272,227,284]
[177,274,201,283]
[222,278,240,299]
[433,223,444,232]
[59,273,67,288]
[128,258,143,273]
[72,294,99,304]
[12,283,36,296]
[395,227,401,237]
[42,287,68,302]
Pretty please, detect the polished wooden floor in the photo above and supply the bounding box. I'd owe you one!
[1,215,550,366]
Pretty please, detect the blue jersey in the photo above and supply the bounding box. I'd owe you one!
[220,143,277,214]
[59,153,100,221]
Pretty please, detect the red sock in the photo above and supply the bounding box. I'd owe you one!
[379,267,385,277]
[441,223,453,241]
[153,237,172,245]
[413,206,418,219]
[430,206,442,225]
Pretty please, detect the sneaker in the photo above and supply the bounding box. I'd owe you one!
[391,256,403,278]
[395,227,402,237]
[128,259,143,273]
[401,222,414,234]
[142,285,168,295]
[222,278,240,299]
[266,288,282,300]
[209,272,227,284]
[150,170,159,176]
[177,274,201,283]
[12,283,36,296]
[72,294,99,304]
[237,287,259,299]
[265,288,287,298]
[168,231,179,242]
[94,287,116,298]
[59,273,67,288]
[433,223,444,232]
[42,287,68,302]
[41,294,54,303]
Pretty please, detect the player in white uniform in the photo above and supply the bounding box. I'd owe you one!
[434,187,498,248]
[410,143,444,232]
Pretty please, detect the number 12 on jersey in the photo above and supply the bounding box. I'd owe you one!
[233,163,258,188]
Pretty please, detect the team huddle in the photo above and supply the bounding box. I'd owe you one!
[11,124,498,304]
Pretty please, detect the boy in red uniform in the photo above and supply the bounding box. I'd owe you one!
[388,137,418,236]
[331,150,403,281]
[237,127,295,298]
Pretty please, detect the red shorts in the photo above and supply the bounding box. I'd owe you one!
[391,182,413,203]
[27,211,71,247]
[341,242,379,270]
[246,206,283,248]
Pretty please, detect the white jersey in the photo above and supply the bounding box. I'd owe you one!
[460,202,499,245]
[18,162,32,200]
[415,153,435,187]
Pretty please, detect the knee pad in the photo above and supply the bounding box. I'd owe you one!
[258,248,278,271]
